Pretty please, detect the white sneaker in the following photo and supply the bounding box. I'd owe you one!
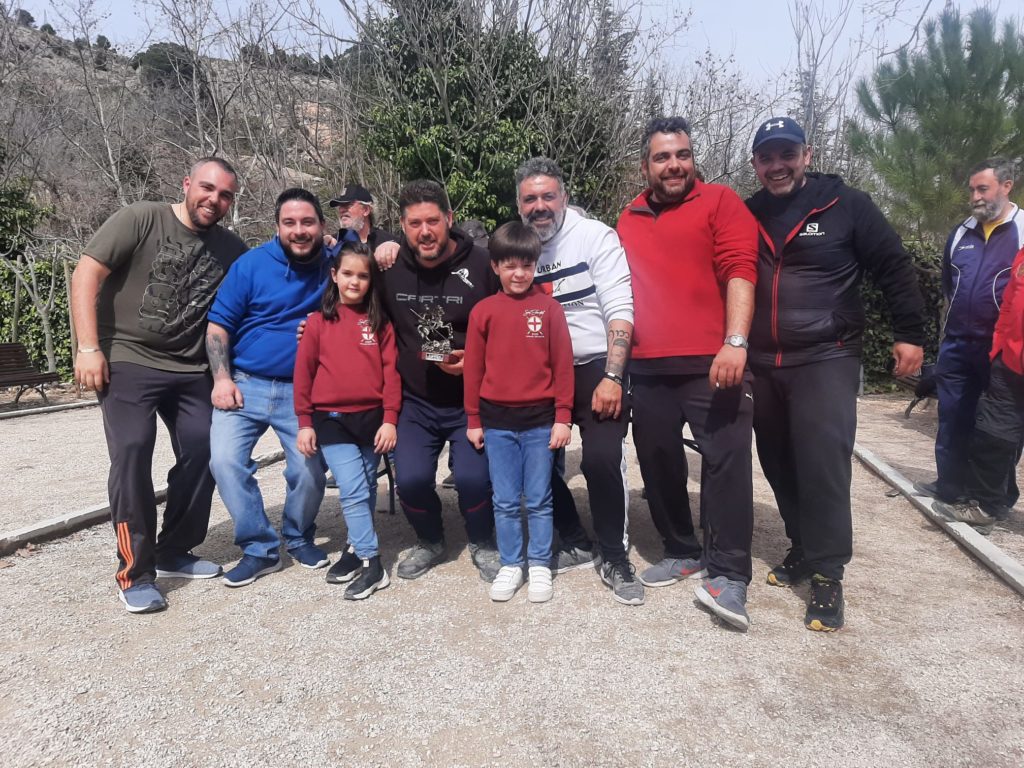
[489,565,524,602]
[527,566,553,603]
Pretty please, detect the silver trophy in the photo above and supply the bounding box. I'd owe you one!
[414,304,458,363]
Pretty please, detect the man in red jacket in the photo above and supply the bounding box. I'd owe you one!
[617,117,759,631]
[935,246,1024,533]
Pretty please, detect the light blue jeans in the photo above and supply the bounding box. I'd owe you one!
[485,426,555,567]
[210,371,326,559]
[319,442,380,559]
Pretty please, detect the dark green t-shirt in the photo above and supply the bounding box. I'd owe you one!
[84,201,248,372]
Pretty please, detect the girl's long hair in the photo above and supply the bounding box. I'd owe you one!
[321,241,385,333]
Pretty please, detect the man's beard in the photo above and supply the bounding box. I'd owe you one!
[185,199,216,231]
[342,214,366,233]
[651,174,694,204]
[282,238,323,264]
[413,231,450,262]
[524,207,566,243]
[972,197,1004,223]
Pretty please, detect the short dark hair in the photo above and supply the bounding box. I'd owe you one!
[641,117,691,162]
[488,221,541,264]
[398,179,451,216]
[514,157,566,194]
[968,156,1015,185]
[275,187,324,223]
[190,156,239,182]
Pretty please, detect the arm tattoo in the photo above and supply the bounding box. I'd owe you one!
[605,328,632,377]
[206,331,232,378]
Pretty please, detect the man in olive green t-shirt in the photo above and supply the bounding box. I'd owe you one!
[71,157,247,614]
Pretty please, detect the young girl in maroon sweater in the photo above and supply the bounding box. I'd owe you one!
[294,241,400,600]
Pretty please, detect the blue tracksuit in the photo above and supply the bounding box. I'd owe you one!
[935,205,1024,498]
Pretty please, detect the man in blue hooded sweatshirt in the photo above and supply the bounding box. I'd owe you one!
[207,188,347,587]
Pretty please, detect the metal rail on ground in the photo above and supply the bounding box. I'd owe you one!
[0,450,285,556]
[854,443,1024,598]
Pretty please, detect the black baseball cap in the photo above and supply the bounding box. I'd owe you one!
[751,117,807,152]
[328,184,373,207]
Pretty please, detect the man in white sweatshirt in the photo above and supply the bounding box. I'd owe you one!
[515,157,641,605]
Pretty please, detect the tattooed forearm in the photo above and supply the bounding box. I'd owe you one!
[206,326,233,380]
[605,321,633,377]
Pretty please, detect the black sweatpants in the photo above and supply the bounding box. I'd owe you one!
[631,372,754,584]
[965,356,1024,518]
[751,356,859,581]
[97,362,216,589]
[551,359,630,564]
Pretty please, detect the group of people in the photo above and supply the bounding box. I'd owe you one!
[70,113,1019,633]
[914,157,1024,534]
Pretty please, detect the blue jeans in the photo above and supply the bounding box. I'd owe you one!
[485,426,555,567]
[210,371,326,559]
[320,442,380,558]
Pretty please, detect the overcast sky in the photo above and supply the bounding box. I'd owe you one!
[22,0,1020,82]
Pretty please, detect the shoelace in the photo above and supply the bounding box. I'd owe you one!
[610,561,636,582]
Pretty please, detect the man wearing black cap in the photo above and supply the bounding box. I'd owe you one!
[328,184,397,251]
[745,117,926,631]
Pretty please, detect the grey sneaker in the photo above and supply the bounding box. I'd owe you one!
[934,500,997,534]
[468,541,501,583]
[396,539,445,579]
[600,561,645,606]
[694,575,749,631]
[118,583,167,614]
[550,543,601,574]
[639,556,706,587]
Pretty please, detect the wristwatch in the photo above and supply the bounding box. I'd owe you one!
[724,335,749,350]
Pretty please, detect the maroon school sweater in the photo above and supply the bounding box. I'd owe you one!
[293,306,401,428]
[463,286,574,430]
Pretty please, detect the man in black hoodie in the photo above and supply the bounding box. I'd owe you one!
[377,180,501,581]
[745,117,926,631]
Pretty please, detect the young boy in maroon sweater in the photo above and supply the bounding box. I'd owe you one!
[464,222,574,603]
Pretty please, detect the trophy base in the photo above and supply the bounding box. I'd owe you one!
[420,351,459,364]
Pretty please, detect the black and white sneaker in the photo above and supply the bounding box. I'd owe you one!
[344,556,390,600]
[326,546,362,584]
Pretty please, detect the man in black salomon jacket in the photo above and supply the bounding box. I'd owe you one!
[745,117,926,631]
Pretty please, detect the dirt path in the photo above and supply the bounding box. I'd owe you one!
[1,396,1022,766]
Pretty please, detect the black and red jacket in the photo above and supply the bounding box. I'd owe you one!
[745,173,926,369]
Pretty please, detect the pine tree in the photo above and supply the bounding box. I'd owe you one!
[848,8,1024,249]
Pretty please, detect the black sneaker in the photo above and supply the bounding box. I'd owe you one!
[344,556,390,600]
[766,546,812,587]
[913,479,964,504]
[326,546,362,584]
[805,574,844,632]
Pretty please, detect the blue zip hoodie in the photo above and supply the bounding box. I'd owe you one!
[207,236,340,379]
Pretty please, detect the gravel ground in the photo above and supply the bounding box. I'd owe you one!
[1,398,1022,767]
[0,407,280,532]
[856,394,1024,562]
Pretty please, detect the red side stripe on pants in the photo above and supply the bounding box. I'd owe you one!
[115,522,134,590]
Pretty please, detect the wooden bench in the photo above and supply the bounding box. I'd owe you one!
[0,343,59,404]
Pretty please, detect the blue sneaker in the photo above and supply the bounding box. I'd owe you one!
[222,555,282,587]
[156,552,222,579]
[118,583,167,614]
[289,544,330,569]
